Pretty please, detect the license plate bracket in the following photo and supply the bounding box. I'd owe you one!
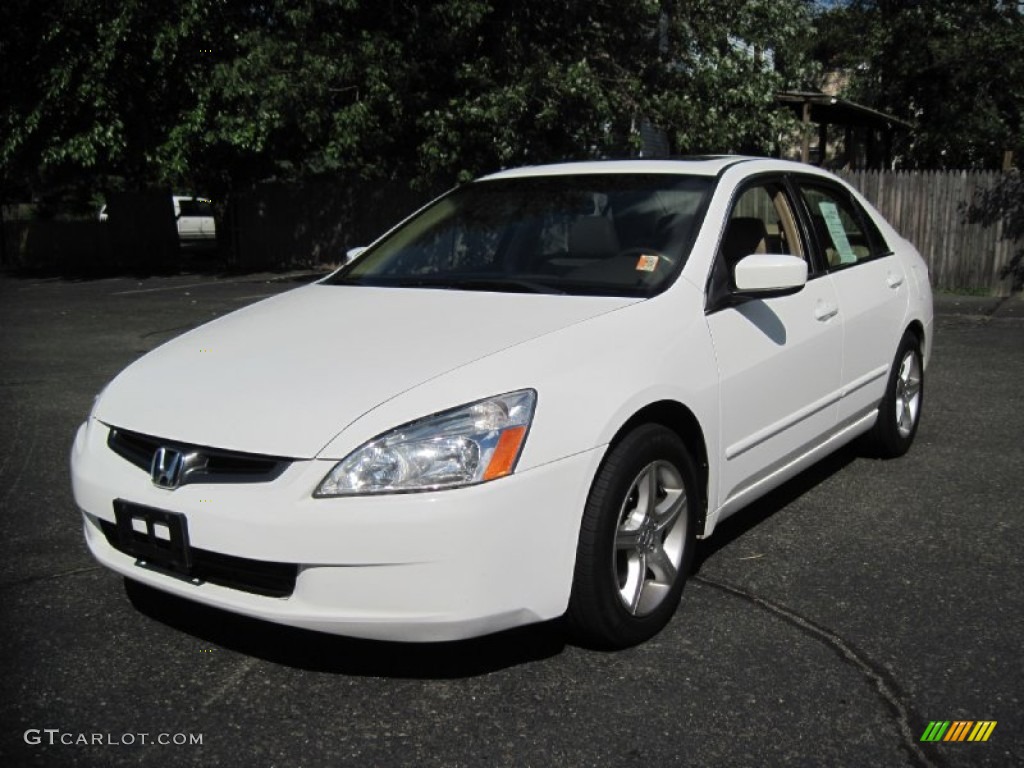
[113,500,193,577]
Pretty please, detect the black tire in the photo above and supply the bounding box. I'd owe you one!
[864,331,924,458]
[566,424,697,649]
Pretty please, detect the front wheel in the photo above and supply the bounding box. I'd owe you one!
[566,424,697,649]
[864,331,924,458]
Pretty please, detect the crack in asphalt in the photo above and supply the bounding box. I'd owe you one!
[201,657,258,710]
[693,575,942,768]
[0,565,104,592]
[0,412,37,509]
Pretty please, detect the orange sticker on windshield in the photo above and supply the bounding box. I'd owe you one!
[636,254,659,272]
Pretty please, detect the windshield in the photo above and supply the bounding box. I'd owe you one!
[326,174,713,297]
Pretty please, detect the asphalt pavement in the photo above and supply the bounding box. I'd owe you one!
[0,273,1021,768]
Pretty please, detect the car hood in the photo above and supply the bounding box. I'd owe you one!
[95,284,639,458]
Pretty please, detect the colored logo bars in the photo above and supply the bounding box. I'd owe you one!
[920,721,997,743]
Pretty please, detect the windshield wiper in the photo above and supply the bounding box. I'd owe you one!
[447,278,566,295]
[392,276,566,295]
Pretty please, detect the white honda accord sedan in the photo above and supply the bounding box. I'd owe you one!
[71,157,933,648]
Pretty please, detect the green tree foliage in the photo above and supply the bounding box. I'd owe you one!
[652,0,815,158]
[1,0,815,203]
[1,0,221,202]
[810,0,1024,169]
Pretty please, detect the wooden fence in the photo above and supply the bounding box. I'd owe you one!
[838,170,1018,296]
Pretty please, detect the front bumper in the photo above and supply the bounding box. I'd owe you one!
[71,418,602,641]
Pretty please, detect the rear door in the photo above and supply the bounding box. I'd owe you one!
[792,178,909,427]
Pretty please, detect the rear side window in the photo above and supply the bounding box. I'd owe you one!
[795,181,889,269]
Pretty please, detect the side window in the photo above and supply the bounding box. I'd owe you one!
[708,181,806,304]
[797,182,889,269]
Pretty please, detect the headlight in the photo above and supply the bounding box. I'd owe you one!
[315,389,536,496]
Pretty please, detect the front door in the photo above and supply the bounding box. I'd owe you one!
[705,179,843,509]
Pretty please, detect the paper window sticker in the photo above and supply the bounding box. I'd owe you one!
[818,201,857,264]
[635,254,659,272]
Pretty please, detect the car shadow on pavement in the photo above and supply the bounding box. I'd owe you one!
[693,443,860,571]
[123,579,567,678]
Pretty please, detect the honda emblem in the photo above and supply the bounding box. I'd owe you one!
[151,447,185,489]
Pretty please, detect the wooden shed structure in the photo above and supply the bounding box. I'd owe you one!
[776,90,913,170]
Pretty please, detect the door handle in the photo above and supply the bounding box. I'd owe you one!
[814,302,839,321]
[886,273,905,289]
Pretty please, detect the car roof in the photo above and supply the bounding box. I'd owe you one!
[478,156,830,181]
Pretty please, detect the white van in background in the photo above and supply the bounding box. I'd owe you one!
[173,196,216,246]
[98,195,217,248]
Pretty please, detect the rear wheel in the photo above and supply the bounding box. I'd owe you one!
[865,331,924,458]
[567,424,697,649]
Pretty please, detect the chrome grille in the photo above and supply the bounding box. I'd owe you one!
[106,427,291,485]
